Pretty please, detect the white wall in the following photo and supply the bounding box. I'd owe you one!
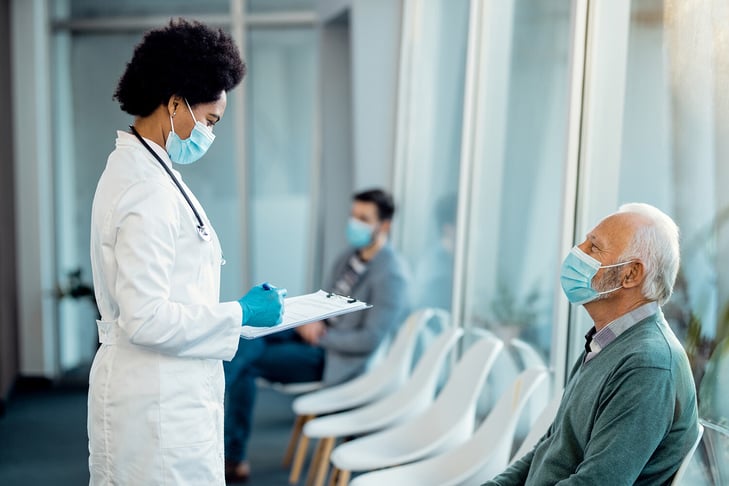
[350,0,402,191]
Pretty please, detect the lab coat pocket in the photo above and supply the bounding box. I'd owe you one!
[159,361,215,449]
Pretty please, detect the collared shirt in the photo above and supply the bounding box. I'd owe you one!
[584,301,659,363]
[326,253,368,328]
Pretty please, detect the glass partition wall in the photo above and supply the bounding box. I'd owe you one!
[395,0,576,407]
[50,0,318,375]
[395,4,729,468]
[460,0,573,377]
[394,0,470,313]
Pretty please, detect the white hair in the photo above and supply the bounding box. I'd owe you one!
[616,203,680,305]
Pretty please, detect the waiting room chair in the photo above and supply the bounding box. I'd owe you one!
[302,326,464,486]
[508,339,550,441]
[347,367,548,486]
[670,422,705,485]
[329,334,504,483]
[509,388,563,465]
[286,308,450,484]
[276,330,392,469]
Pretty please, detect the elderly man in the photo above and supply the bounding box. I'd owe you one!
[484,203,699,486]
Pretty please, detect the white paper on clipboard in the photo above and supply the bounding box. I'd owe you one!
[239,289,372,339]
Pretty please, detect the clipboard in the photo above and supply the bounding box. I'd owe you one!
[240,289,372,339]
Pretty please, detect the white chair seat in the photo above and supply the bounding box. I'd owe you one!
[304,327,463,439]
[285,308,450,484]
[349,367,549,486]
[330,334,504,473]
[293,308,447,416]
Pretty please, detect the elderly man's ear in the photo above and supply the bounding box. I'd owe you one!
[622,261,645,289]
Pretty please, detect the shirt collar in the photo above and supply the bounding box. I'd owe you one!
[584,301,659,363]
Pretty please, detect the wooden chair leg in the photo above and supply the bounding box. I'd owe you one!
[312,437,335,486]
[328,466,338,486]
[305,439,326,486]
[289,430,313,485]
[336,469,350,486]
[283,414,312,468]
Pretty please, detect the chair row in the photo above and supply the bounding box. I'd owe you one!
[281,308,558,486]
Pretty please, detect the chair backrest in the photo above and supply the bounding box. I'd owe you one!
[330,334,504,472]
[293,308,448,415]
[461,367,549,484]
[466,328,520,418]
[411,308,451,368]
[508,339,550,440]
[670,422,704,485]
[509,388,563,464]
[380,308,442,384]
[347,367,548,486]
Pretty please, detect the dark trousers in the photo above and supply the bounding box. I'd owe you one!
[224,330,325,462]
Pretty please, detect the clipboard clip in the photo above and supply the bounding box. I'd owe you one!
[326,292,358,304]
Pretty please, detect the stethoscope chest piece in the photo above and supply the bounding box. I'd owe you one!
[197,225,211,242]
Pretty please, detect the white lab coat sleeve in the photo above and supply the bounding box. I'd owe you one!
[112,179,242,361]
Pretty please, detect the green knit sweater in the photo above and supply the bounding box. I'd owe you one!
[484,311,698,486]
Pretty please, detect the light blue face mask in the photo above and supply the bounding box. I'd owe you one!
[346,218,375,249]
[166,98,215,165]
[560,246,633,305]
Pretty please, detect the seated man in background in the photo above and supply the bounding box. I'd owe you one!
[483,202,699,486]
[224,188,411,482]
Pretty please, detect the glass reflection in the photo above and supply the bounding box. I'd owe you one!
[464,0,572,360]
[397,0,470,313]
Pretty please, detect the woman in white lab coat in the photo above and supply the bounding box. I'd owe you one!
[88,19,285,485]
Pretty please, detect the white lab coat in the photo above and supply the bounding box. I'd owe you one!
[88,131,243,485]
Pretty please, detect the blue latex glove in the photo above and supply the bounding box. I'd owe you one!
[238,282,286,327]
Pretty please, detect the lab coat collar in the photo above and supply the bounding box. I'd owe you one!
[115,130,175,170]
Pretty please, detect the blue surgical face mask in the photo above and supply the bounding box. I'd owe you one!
[346,218,375,249]
[560,246,633,305]
[166,98,215,165]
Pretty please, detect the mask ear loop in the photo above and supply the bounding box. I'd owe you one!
[184,98,198,124]
[595,260,635,295]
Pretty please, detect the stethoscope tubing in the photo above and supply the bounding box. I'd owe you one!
[130,126,211,242]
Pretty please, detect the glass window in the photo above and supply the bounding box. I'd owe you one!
[462,0,573,379]
[396,0,470,313]
[246,28,317,296]
[614,3,729,480]
[617,0,728,411]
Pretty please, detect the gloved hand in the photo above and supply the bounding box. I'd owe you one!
[238,282,286,327]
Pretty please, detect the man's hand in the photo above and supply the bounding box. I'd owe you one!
[296,321,327,345]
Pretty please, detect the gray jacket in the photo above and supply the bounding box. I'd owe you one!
[317,244,411,385]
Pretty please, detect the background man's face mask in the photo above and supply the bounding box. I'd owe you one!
[346,218,376,249]
[166,98,215,165]
[560,246,633,305]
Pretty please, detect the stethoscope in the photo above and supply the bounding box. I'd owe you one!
[130,126,211,242]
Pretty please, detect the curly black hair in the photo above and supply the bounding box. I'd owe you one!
[114,18,246,116]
